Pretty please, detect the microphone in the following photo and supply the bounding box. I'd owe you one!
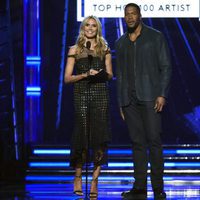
[88,55,93,67]
[86,41,91,50]
[86,41,93,68]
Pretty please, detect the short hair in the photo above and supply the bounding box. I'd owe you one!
[125,3,141,14]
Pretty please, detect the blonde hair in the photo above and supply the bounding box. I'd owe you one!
[76,16,108,59]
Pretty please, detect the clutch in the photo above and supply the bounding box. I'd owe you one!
[88,69,109,83]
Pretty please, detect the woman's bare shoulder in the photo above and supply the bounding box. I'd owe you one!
[68,45,77,55]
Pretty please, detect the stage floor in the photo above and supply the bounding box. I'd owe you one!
[0,175,199,199]
[1,145,199,199]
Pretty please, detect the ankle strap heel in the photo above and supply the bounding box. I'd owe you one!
[89,178,98,198]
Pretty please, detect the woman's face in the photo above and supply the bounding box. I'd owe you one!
[84,18,98,39]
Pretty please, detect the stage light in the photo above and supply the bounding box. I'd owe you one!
[176,150,200,154]
[26,61,41,65]
[26,92,41,96]
[108,162,200,168]
[28,161,200,168]
[26,87,41,92]
[25,175,200,182]
[26,56,41,61]
[32,148,200,155]
[29,162,70,167]
[24,0,42,143]
[33,149,70,154]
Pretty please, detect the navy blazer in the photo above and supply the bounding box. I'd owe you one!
[115,24,172,107]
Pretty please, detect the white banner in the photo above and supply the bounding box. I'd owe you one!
[77,0,200,21]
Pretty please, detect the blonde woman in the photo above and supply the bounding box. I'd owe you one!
[64,15,113,198]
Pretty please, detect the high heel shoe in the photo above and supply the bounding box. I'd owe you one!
[73,175,83,196]
[89,178,98,198]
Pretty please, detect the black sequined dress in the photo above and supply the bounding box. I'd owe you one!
[70,47,111,168]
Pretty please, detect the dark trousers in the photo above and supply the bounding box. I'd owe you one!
[122,94,164,190]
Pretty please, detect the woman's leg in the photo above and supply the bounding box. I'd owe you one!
[90,165,101,198]
[73,167,83,196]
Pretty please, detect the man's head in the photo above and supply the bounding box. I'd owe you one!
[124,3,141,33]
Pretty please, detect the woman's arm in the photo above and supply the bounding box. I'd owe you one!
[105,51,113,80]
[64,46,88,83]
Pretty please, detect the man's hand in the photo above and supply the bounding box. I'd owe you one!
[154,97,166,112]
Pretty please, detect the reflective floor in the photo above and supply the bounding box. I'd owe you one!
[0,175,199,200]
[1,145,199,199]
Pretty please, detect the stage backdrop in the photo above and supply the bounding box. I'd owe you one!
[40,0,200,145]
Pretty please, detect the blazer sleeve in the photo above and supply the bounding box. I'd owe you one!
[115,41,123,106]
[157,33,172,98]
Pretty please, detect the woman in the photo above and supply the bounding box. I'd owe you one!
[64,15,113,198]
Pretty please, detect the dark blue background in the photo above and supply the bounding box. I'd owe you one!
[41,0,200,145]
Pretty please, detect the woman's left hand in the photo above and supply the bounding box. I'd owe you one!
[89,69,100,75]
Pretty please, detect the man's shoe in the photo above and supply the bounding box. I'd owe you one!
[154,189,166,200]
[121,188,147,200]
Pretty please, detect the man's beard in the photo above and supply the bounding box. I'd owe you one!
[127,26,137,33]
[127,22,139,33]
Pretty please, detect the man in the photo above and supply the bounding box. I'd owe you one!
[115,3,172,200]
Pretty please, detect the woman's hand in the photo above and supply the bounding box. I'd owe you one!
[87,69,100,76]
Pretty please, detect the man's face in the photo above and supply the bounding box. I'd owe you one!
[124,6,141,31]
